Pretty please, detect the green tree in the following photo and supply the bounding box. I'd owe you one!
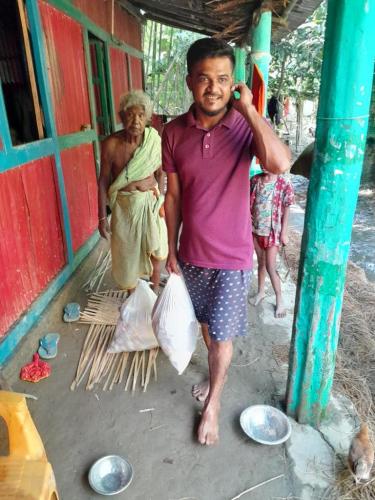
[269,1,327,101]
[268,1,327,146]
[143,22,200,114]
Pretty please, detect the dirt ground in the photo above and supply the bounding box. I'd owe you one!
[1,235,346,500]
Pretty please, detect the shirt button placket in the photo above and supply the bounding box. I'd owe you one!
[203,132,213,159]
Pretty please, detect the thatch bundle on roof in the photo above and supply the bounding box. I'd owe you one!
[125,0,323,44]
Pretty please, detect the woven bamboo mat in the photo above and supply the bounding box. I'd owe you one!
[71,290,158,392]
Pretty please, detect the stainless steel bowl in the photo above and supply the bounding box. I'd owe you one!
[240,405,292,445]
[88,455,133,496]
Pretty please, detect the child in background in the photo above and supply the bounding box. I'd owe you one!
[250,171,294,318]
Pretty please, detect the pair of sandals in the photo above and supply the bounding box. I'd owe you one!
[37,302,80,359]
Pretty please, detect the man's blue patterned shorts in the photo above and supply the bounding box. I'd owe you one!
[180,262,252,342]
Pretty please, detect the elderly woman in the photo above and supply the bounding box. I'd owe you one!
[98,90,167,291]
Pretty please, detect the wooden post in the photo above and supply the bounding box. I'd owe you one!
[17,0,44,139]
[286,0,375,426]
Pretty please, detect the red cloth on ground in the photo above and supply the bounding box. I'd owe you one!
[20,353,51,382]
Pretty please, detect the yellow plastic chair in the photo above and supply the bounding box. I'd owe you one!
[0,390,59,499]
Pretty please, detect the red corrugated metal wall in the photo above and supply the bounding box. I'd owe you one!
[73,0,142,50]
[39,1,91,136]
[61,144,98,252]
[0,158,65,336]
[129,56,143,90]
[110,47,129,125]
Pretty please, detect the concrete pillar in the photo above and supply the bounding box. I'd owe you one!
[250,10,272,116]
[249,10,272,176]
[368,66,375,140]
[286,0,375,427]
[234,46,247,83]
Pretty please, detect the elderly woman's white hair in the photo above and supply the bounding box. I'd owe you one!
[119,90,153,120]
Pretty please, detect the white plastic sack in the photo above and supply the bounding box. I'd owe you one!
[108,279,159,353]
[152,273,199,374]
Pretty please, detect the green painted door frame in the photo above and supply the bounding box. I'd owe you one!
[89,37,112,138]
[286,0,375,427]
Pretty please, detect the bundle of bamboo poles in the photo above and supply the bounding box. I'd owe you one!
[71,290,159,393]
[82,248,112,293]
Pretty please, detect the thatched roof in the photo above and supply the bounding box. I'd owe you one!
[122,0,323,45]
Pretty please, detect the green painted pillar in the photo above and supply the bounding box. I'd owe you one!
[250,9,272,116]
[234,46,247,83]
[249,9,272,176]
[368,66,375,140]
[286,0,375,427]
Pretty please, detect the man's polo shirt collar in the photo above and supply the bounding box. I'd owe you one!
[186,104,238,130]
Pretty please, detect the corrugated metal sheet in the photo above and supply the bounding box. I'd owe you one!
[110,47,129,124]
[74,0,142,50]
[39,0,91,136]
[129,55,143,90]
[61,144,98,252]
[0,157,65,337]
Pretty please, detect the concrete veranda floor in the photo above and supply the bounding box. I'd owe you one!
[1,235,354,500]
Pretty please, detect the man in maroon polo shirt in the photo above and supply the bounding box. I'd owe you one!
[162,38,290,445]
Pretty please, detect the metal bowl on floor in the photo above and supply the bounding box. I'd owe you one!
[240,405,292,445]
[88,455,133,496]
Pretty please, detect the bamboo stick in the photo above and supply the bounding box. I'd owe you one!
[153,348,159,382]
[141,350,146,387]
[109,355,123,390]
[94,327,116,384]
[87,327,111,389]
[73,324,104,388]
[230,474,284,500]
[16,0,44,139]
[125,352,138,391]
[72,323,104,389]
[71,323,95,386]
[118,352,129,385]
[143,349,154,392]
[103,354,118,391]
[132,352,141,392]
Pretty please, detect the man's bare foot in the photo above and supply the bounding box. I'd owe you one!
[275,301,286,318]
[192,380,210,402]
[249,291,266,306]
[197,405,219,445]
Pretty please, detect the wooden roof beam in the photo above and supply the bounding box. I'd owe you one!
[131,4,219,30]
[117,0,145,23]
[142,12,218,36]
[131,0,205,14]
[131,3,221,32]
